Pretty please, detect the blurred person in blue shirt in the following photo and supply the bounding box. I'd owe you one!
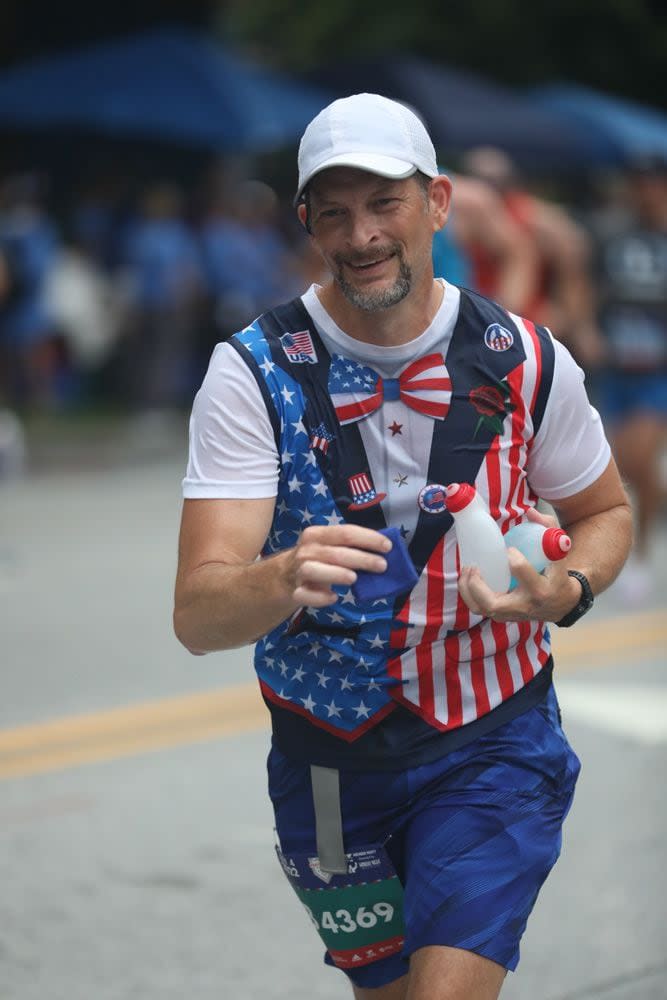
[117,182,203,411]
[200,178,301,340]
[0,173,61,409]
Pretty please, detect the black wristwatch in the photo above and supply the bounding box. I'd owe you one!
[554,570,594,628]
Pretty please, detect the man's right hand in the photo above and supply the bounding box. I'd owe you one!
[285,524,393,607]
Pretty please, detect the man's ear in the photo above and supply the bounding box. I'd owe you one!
[430,174,453,232]
[297,202,308,229]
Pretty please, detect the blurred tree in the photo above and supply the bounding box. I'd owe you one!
[0,0,217,67]
[221,0,667,111]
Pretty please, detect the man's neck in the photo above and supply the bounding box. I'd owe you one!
[316,277,445,347]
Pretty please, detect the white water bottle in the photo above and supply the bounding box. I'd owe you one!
[445,483,511,593]
[504,520,571,591]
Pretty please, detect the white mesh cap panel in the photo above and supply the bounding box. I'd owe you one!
[296,93,438,201]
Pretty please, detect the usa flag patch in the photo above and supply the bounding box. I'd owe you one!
[280,330,318,364]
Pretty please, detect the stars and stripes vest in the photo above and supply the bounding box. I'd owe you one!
[228,287,555,741]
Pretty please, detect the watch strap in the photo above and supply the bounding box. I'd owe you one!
[554,569,594,628]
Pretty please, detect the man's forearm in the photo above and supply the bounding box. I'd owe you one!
[561,501,633,596]
[174,551,300,654]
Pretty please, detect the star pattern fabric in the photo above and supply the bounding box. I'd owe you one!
[236,321,401,736]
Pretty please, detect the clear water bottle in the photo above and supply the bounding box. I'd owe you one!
[445,483,510,593]
[504,520,571,590]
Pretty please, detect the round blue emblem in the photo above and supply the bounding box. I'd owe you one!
[484,323,514,352]
[418,483,448,514]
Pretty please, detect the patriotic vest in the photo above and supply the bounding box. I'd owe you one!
[228,287,555,741]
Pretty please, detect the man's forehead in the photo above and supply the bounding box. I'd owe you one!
[309,168,412,201]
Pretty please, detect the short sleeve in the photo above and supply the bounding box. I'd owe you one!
[182,342,280,499]
[527,340,611,500]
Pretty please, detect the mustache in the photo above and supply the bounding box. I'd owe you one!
[334,244,401,267]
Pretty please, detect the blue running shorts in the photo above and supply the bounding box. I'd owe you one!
[268,685,581,989]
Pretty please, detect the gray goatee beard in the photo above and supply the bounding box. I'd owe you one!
[333,246,412,312]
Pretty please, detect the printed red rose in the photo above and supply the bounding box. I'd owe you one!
[469,385,506,417]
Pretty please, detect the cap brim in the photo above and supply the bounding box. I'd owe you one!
[295,152,417,204]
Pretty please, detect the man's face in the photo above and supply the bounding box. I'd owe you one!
[299,168,449,312]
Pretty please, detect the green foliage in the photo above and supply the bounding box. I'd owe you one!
[221,0,667,109]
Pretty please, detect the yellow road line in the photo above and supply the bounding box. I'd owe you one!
[0,684,268,781]
[1,610,665,782]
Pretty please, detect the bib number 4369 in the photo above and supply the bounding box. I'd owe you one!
[312,902,395,934]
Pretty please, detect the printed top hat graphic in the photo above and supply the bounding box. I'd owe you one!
[348,472,386,510]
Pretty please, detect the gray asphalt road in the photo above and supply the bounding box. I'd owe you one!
[1,453,666,1000]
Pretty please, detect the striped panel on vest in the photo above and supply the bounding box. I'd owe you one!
[387,305,556,730]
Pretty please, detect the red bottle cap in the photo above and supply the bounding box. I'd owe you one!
[445,482,476,512]
[542,527,571,561]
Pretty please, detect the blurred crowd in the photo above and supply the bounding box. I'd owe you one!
[0,165,320,417]
[1,150,666,601]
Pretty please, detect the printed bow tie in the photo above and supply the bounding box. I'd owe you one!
[328,352,452,425]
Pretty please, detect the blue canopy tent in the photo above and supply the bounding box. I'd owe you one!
[308,56,619,172]
[0,28,332,152]
[529,84,667,165]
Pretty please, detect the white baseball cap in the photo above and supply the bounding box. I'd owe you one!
[295,93,439,203]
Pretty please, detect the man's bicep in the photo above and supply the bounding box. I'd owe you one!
[176,497,276,578]
[549,457,629,527]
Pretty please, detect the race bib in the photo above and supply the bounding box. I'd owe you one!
[276,844,405,969]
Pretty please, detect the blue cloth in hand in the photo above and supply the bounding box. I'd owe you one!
[352,527,418,604]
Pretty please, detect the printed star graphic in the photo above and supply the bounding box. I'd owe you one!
[302,450,318,467]
[277,688,291,700]
[292,666,306,682]
[329,611,345,624]
[353,700,371,719]
[340,675,354,691]
[279,660,289,677]
[264,657,275,670]
[358,656,370,670]
[316,670,331,688]
[367,678,382,692]
[299,507,314,524]
[328,649,343,663]
[388,421,403,436]
[260,356,276,376]
[313,479,329,496]
[368,634,384,649]
[340,589,357,605]
[325,512,344,525]
[280,448,294,464]
[394,475,408,487]
[291,418,307,437]
[301,693,317,712]
[325,699,342,718]
[308,641,322,656]
[280,385,295,405]
[277,500,289,516]
[288,475,304,493]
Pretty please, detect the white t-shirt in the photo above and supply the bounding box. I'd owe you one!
[183,282,610,518]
